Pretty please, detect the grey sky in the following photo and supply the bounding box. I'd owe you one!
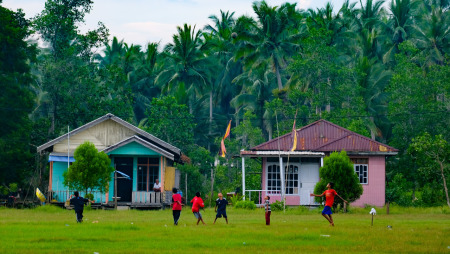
[3,0,359,47]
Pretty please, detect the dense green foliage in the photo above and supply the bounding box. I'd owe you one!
[143,96,195,152]
[408,133,450,207]
[0,3,36,187]
[63,141,114,194]
[0,0,449,206]
[314,151,363,207]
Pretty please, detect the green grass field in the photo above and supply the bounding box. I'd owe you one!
[0,205,449,253]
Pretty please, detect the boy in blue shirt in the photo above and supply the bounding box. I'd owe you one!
[69,191,91,223]
[213,193,228,224]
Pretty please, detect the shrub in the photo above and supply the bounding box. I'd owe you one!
[271,200,286,211]
[85,193,94,201]
[229,194,243,206]
[234,200,256,210]
[420,183,445,207]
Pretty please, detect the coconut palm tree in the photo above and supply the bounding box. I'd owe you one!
[128,43,162,122]
[95,37,126,68]
[412,0,450,66]
[231,60,277,138]
[156,24,212,114]
[235,1,303,91]
[383,0,420,63]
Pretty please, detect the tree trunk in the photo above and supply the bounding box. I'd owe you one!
[185,172,188,203]
[208,90,213,152]
[439,161,450,207]
[210,166,215,207]
[50,103,56,135]
[275,65,283,91]
[370,116,376,140]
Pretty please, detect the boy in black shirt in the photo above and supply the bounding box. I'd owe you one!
[69,191,90,223]
[213,193,228,224]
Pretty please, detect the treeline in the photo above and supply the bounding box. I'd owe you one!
[0,0,449,206]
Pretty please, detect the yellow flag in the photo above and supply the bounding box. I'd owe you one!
[291,119,297,152]
[221,120,232,157]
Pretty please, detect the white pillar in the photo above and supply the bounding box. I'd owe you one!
[279,157,285,202]
[241,157,246,200]
[320,156,324,167]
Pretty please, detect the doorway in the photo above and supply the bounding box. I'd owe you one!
[299,161,320,205]
[115,157,133,202]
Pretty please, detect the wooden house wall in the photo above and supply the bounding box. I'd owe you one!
[53,120,136,153]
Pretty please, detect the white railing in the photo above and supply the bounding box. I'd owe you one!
[132,191,162,204]
[244,190,281,206]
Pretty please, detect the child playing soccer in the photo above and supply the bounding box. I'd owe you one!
[310,182,348,226]
[171,188,182,225]
[264,196,271,225]
[213,193,228,224]
[191,192,205,225]
[69,191,92,223]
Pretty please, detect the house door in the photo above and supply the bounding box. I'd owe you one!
[299,162,320,205]
[115,157,133,202]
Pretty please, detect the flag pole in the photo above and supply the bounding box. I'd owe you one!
[275,111,285,213]
[67,125,70,200]
[285,109,298,210]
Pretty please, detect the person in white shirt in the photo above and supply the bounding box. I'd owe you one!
[153,179,161,192]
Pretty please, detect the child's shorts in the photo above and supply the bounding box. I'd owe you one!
[216,210,227,218]
[193,212,202,219]
[322,206,333,215]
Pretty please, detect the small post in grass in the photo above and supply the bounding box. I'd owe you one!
[370,208,376,226]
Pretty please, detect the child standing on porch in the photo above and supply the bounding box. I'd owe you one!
[310,182,348,226]
[191,192,205,225]
[171,188,182,225]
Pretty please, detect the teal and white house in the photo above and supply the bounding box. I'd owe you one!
[37,113,183,207]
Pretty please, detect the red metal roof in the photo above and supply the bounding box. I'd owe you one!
[251,119,397,153]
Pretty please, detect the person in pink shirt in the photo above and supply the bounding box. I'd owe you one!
[190,192,205,225]
[171,188,182,225]
[310,182,348,226]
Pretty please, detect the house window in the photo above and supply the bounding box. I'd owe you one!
[267,164,299,195]
[352,158,368,184]
[137,166,147,191]
[137,157,160,191]
[267,164,281,194]
[285,165,299,194]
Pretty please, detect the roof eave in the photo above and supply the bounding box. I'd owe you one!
[346,151,398,156]
[37,113,182,156]
[101,136,176,161]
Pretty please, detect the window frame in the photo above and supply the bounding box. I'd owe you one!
[352,158,368,185]
[137,157,160,191]
[266,162,300,195]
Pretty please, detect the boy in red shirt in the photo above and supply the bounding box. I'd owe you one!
[171,188,182,226]
[310,182,348,226]
[190,192,206,225]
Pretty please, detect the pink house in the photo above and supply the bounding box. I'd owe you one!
[240,120,398,207]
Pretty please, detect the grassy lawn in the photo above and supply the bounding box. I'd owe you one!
[0,205,449,253]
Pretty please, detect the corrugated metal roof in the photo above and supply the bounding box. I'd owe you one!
[251,119,398,153]
[240,151,325,157]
